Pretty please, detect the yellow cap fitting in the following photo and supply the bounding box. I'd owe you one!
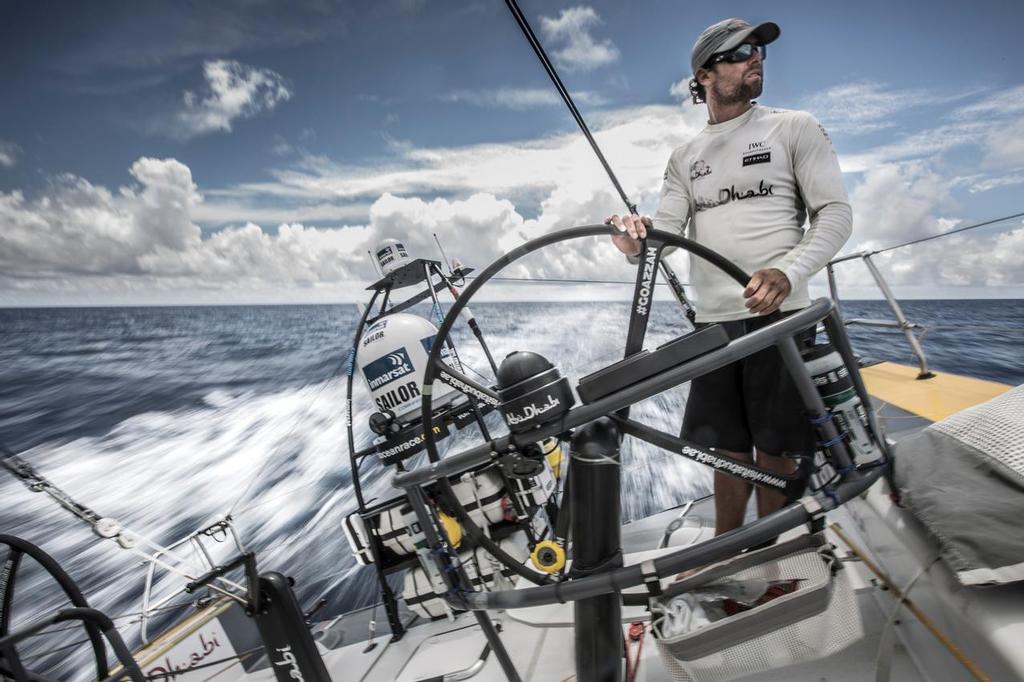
[530,539,566,573]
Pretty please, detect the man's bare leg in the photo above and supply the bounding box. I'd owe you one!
[754,449,798,518]
[714,448,754,535]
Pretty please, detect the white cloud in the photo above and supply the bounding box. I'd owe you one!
[970,175,1024,193]
[802,82,942,134]
[0,141,20,167]
[846,161,957,251]
[191,198,372,226]
[220,104,705,207]
[0,158,364,290]
[0,158,201,277]
[669,78,693,102]
[952,84,1024,120]
[540,6,619,72]
[6,92,1023,304]
[980,118,1024,170]
[171,60,291,139]
[838,120,991,173]
[440,87,606,110]
[830,161,1024,291]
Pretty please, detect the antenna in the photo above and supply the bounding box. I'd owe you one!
[433,233,454,273]
[368,249,382,278]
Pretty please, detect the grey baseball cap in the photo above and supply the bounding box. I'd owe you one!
[690,18,780,75]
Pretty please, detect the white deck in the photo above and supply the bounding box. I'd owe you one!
[234,500,941,682]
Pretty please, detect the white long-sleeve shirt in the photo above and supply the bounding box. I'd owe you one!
[649,104,852,322]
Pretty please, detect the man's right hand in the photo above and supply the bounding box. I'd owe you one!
[606,214,652,257]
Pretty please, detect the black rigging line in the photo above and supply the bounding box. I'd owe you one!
[503,0,633,212]
[502,0,696,320]
[476,275,686,286]
[835,211,1024,261]
[876,211,1024,253]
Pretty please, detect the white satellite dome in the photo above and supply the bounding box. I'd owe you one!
[358,313,457,420]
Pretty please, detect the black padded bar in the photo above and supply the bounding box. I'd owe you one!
[397,298,832,489]
[612,416,803,494]
[577,324,729,403]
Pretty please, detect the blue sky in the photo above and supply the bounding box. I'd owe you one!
[1,0,1022,305]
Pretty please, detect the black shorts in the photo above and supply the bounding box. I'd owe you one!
[681,312,817,455]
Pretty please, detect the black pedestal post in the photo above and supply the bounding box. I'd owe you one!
[569,418,623,682]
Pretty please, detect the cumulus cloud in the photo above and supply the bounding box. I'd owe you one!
[846,161,956,250]
[829,161,1024,292]
[0,158,202,277]
[6,86,1023,304]
[540,6,619,72]
[171,60,291,139]
[0,157,365,291]
[0,141,20,167]
[0,148,677,304]
[669,78,693,102]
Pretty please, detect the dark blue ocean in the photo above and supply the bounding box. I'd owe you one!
[1,300,1021,677]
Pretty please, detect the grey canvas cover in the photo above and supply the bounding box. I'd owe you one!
[893,384,1024,585]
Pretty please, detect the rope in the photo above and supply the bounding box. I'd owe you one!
[2,441,241,593]
[624,622,646,682]
[830,523,991,681]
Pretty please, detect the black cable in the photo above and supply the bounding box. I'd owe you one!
[475,275,686,286]
[867,211,1024,256]
[18,633,95,661]
[503,0,634,212]
[503,0,696,320]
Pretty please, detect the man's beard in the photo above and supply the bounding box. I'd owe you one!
[711,75,763,105]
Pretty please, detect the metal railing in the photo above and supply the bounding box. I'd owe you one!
[826,210,1024,380]
[826,251,935,380]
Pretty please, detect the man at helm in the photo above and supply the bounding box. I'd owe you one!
[608,18,852,535]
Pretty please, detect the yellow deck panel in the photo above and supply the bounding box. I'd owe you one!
[860,361,1011,422]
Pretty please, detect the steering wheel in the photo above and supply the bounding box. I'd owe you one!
[0,535,146,682]
[395,223,878,611]
[407,226,796,571]
[420,223,749,450]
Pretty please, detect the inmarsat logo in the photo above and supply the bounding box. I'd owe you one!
[364,348,414,390]
[635,247,657,316]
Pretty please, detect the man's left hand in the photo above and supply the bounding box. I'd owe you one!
[744,268,791,315]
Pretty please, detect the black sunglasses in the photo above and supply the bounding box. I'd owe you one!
[705,43,766,67]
